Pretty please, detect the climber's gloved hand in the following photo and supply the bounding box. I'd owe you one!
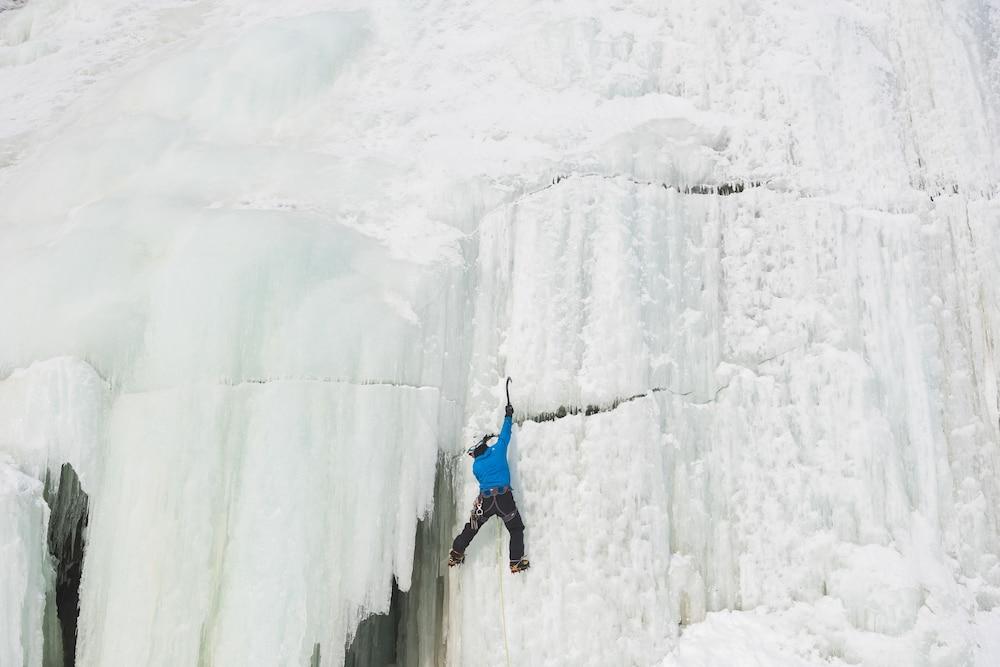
[505,404,514,417]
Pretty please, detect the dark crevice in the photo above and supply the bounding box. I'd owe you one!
[513,383,723,426]
[344,582,405,667]
[43,463,89,667]
[395,458,454,666]
[548,172,766,197]
[339,455,455,666]
[540,172,767,198]
[463,171,771,241]
[533,172,996,213]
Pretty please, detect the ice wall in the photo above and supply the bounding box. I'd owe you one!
[1,3,467,664]
[1,0,999,665]
[459,178,1000,666]
[0,463,56,667]
[447,1,1000,664]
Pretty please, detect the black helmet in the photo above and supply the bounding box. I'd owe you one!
[467,433,495,458]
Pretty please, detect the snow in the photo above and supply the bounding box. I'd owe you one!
[1,0,999,665]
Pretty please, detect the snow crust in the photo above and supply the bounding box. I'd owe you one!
[1,0,999,665]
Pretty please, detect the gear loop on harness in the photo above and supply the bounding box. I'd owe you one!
[469,486,518,530]
[470,486,513,531]
[470,495,484,530]
[471,493,493,530]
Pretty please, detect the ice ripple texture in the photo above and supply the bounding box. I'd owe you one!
[1,0,999,666]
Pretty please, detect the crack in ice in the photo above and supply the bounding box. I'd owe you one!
[478,172,770,235]
[514,346,801,426]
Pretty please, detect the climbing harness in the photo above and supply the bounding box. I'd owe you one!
[470,486,514,530]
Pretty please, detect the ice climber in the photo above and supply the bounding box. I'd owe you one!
[448,386,530,574]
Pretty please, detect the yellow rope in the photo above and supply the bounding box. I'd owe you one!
[497,521,512,667]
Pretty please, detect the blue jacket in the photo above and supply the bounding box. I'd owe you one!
[472,415,512,492]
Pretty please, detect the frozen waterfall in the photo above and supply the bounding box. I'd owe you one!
[1,0,999,665]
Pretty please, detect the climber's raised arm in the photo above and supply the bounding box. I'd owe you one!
[495,405,513,455]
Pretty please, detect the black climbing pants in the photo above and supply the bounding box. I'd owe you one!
[452,488,525,561]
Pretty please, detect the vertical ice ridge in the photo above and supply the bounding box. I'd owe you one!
[459,168,1000,664]
[0,464,55,667]
[0,0,999,665]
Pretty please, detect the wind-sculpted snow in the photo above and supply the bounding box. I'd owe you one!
[1,0,999,665]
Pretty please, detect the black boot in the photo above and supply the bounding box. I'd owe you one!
[448,549,465,567]
[509,558,530,573]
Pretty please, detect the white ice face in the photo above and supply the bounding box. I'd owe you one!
[1,0,999,665]
[0,464,52,667]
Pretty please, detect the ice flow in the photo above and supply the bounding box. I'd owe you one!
[1,0,999,665]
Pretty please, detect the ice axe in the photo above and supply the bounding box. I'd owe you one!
[505,377,512,408]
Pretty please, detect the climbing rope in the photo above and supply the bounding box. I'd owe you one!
[497,521,512,667]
